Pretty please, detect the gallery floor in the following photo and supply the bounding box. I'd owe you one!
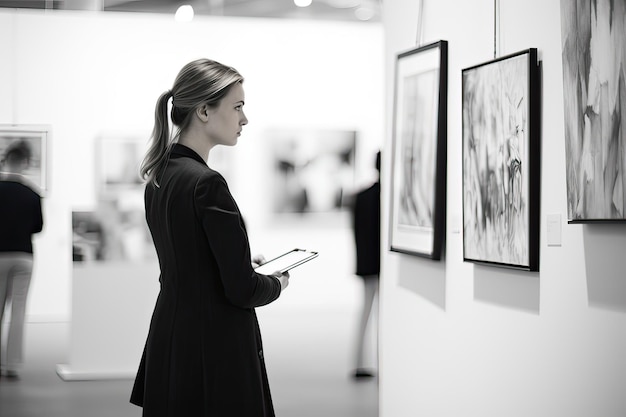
[0,309,378,417]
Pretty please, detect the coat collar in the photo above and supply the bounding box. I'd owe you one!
[171,143,206,165]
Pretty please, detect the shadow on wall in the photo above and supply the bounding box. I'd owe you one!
[395,251,542,314]
[583,224,626,313]
[396,254,446,311]
[473,265,540,315]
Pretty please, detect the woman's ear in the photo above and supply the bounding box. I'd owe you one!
[195,104,210,122]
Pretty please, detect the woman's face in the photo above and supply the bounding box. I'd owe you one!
[206,82,248,147]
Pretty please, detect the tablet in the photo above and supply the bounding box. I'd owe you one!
[254,248,319,275]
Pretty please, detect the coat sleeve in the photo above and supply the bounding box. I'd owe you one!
[32,195,43,234]
[194,173,281,309]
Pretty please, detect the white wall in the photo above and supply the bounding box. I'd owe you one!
[0,9,383,321]
[380,1,626,416]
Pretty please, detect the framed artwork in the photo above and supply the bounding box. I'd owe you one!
[462,49,540,271]
[389,40,447,259]
[560,0,626,222]
[98,135,145,192]
[0,125,49,192]
[268,128,356,214]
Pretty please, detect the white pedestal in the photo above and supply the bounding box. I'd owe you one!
[56,261,159,381]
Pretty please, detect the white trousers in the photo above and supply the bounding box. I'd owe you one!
[0,253,33,373]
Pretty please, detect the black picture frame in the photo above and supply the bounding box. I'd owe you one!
[389,40,447,260]
[462,48,540,271]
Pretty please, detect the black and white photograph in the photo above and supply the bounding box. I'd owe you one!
[462,49,540,271]
[9,3,626,417]
[0,125,48,192]
[560,0,626,222]
[389,40,447,259]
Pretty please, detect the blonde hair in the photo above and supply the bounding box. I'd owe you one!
[140,59,244,186]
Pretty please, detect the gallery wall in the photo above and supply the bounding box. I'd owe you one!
[0,9,384,321]
[380,0,626,416]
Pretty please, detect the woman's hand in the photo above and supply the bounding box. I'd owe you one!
[253,254,289,291]
[251,254,266,269]
[271,271,290,291]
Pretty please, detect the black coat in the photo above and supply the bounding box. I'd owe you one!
[351,181,380,277]
[130,144,282,416]
[0,177,43,253]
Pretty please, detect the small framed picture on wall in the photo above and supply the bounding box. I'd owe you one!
[97,135,145,192]
[0,125,50,192]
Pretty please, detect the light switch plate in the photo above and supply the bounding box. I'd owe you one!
[547,214,561,247]
[451,214,461,234]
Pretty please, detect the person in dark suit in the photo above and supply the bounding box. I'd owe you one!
[130,59,289,416]
[351,151,380,378]
[0,140,43,379]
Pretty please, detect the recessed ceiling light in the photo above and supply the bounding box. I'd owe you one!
[354,6,375,20]
[175,5,194,22]
[294,0,313,7]
[327,0,360,8]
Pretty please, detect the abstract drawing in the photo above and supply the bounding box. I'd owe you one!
[268,128,356,213]
[560,0,626,222]
[462,49,540,271]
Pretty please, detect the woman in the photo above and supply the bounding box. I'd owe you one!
[130,59,289,416]
[0,141,43,379]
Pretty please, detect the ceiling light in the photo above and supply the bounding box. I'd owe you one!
[327,0,360,8]
[354,6,375,20]
[175,5,194,22]
[294,0,313,7]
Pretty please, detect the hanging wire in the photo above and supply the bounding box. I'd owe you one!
[10,14,17,123]
[493,0,501,58]
[416,0,424,46]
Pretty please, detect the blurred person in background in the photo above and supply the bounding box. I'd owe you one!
[131,58,290,417]
[0,140,44,379]
[351,151,380,379]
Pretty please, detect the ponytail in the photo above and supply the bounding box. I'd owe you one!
[140,59,244,187]
[140,90,173,186]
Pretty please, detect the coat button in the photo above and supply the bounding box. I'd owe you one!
[258,350,263,359]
